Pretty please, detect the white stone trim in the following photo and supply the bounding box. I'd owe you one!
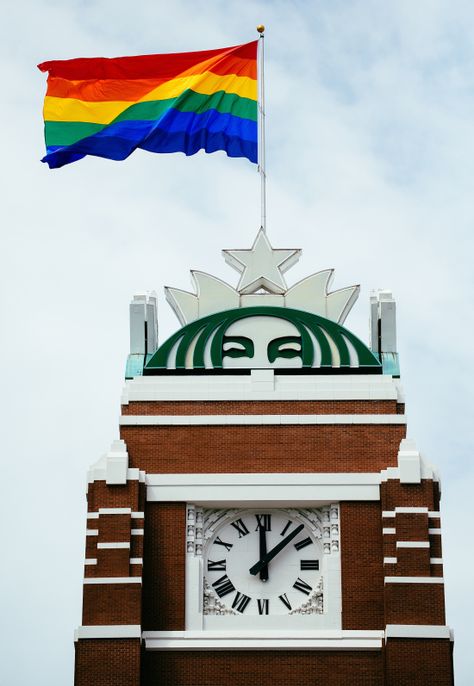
[396,541,429,549]
[429,528,442,535]
[83,577,142,584]
[385,625,451,639]
[428,511,441,518]
[75,625,142,640]
[383,557,397,564]
[120,413,406,426]
[97,542,130,550]
[382,528,396,535]
[142,630,384,651]
[130,558,143,565]
[88,468,145,485]
[384,577,444,584]
[148,473,380,486]
[147,473,380,505]
[131,529,144,536]
[87,440,147,486]
[430,558,443,564]
[383,507,435,517]
[86,529,99,536]
[84,558,97,565]
[122,374,402,404]
[87,509,144,518]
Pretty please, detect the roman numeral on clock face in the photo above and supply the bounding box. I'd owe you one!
[231,591,251,613]
[278,593,292,611]
[280,520,292,537]
[212,574,235,598]
[293,577,313,595]
[255,514,271,531]
[230,518,250,538]
[213,537,233,551]
[207,559,226,571]
[257,598,269,615]
[300,559,319,570]
[294,536,313,551]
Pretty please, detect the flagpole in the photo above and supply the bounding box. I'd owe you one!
[257,25,266,234]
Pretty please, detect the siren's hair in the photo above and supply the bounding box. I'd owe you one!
[146,307,380,370]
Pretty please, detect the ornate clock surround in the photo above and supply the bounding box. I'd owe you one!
[185,503,341,630]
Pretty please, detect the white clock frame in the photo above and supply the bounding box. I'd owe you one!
[185,503,342,631]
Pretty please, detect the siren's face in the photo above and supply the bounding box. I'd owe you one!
[221,316,303,368]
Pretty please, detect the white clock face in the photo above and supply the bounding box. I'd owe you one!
[204,510,321,616]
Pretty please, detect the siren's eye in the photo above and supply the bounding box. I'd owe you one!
[222,335,255,359]
[267,336,302,363]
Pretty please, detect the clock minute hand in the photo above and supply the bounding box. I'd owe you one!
[249,523,304,576]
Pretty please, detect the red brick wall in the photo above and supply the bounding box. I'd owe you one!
[75,638,140,686]
[82,584,142,625]
[395,547,431,576]
[120,424,406,473]
[142,502,186,630]
[122,399,398,415]
[384,583,446,625]
[87,481,143,511]
[395,512,429,540]
[340,502,384,629]
[141,650,385,686]
[76,388,453,686]
[385,638,454,686]
[381,480,440,511]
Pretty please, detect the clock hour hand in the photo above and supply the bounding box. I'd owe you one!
[249,523,304,576]
[259,523,269,581]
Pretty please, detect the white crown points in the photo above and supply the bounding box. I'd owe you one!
[222,228,301,295]
[164,228,360,326]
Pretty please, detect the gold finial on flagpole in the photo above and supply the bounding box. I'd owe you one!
[257,24,265,34]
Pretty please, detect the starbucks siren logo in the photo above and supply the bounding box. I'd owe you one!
[144,229,381,372]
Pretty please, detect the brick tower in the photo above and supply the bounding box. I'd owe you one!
[74,229,454,686]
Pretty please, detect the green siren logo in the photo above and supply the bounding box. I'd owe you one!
[145,306,381,371]
[137,228,381,374]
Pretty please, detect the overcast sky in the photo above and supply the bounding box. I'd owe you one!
[1,1,473,684]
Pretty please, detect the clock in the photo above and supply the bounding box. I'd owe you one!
[204,509,321,616]
[185,505,341,629]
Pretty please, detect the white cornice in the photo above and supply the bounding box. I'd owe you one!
[142,629,384,651]
[121,372,403,404]
[120,414,406,426]
[83,577,142,584]
[146,472,381,505]
[75,625,141,641]
[97,542,130,550]
[396,541,430,548]
[385,625,451,639]
[384,577,444,584]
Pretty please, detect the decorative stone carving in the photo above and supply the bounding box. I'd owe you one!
[203,579,237,616]
[290,578,324,615]
[186,504,204,556]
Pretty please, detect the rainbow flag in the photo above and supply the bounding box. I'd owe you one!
[38,41,258,169]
